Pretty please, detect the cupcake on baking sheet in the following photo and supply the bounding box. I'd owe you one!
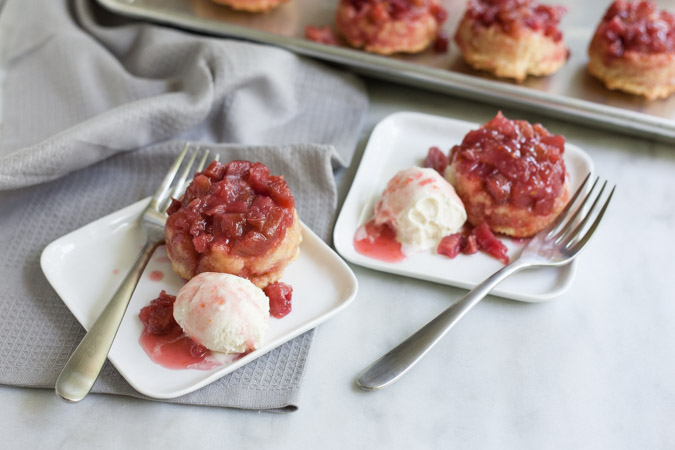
[335,0,448,55]
[445,111,570,238]
[454,0,568,82]
[164,160,302,289]
[588,0,675,100]
[210,0,289,13]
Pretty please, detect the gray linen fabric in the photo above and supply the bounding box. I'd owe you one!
[0,0,366,187]
[0,0,367,411]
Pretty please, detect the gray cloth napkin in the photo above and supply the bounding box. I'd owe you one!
[0,0,366,188]
[0,0,367,411]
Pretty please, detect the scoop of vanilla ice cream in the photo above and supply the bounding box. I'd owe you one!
[374,167,467,251]
[173,272,269,354]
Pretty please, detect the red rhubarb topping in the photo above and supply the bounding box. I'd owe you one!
[166,160,295,260]
[345,0,447,23]
[449,111,566,216]
[596,0,675,58]
[464,0,566,42]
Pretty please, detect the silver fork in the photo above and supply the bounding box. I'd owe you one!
[55,144,213,403]
[356,174,615,391]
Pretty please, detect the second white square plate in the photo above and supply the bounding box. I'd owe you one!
[334,112,594,302]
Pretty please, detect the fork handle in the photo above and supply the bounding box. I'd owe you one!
[55,241,159,402]
[356,260,527,391]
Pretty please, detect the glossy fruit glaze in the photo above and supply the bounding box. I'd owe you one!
[166,160,295,259]
[596,0,675,57]
[437,222,509,264]
[345,0,447,24]
[448,111,566,216]
[465,0,566,42]
[138,290,219,370]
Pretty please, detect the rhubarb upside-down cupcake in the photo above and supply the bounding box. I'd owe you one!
[588,0,675,100]
[210,0,289,13]
[445,112,570,238]
[454,0,568,82]
[165,160,302,289]
[335,0,447,55]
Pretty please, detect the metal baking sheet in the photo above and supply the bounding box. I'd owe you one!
[96,0,675,142]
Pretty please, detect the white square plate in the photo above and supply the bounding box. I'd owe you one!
[334,112,594,302]
[41,199,358,399]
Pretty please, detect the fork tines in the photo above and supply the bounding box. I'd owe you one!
[547,173,615,253]
[165,146,209,205]
[152,144,216,214]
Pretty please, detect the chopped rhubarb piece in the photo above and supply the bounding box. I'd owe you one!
[184,174,211,199]
[166,198,182,216]
[225,160,252,177]
[462,233,479,255]
[433,32,449,53]
[245,209,266,230]
[213,213,246,240]
[438,223,510,263]
[234,231,270,257]
[267,177,295,209]
[261,207,285,239]
[248,162,272,195]
[202,160,226,180]
[437,233,463,258]
[473,222,509,264]
[424,146,449,175]
[485,173,511,204]
[192,234,212,254]
[251,194,275,211]
[264,282,293,318]
[139,290,178,335]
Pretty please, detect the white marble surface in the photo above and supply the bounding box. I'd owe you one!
[3,78,675,449]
